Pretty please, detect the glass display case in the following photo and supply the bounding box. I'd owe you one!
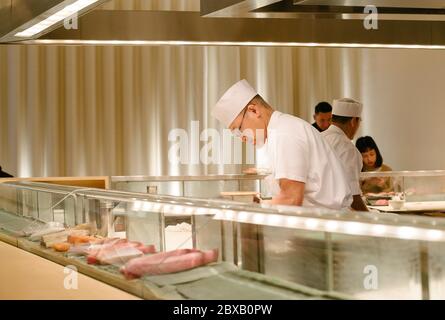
[360,170,445,214]
[111,175,268,202]
[2,180,445,299]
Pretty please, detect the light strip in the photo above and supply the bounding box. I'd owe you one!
[22,39,445,50]
[213,210,445,242]
[15,0,98,38]
[127,200,445,242]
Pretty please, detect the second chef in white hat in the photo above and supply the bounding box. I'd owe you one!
[322,98,369,211]
[212,80,353,210]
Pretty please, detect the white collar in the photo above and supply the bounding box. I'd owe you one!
[326,124,348,137]
[267,111,282,131]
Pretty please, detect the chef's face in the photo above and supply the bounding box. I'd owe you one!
[362,148,377,169]
[313,112,332,131]
[229,105,266,146]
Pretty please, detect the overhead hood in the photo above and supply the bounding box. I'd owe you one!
[4,0,445,48]
[202,0,445,19]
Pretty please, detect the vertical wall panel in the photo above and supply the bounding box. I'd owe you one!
[0,44,444,177]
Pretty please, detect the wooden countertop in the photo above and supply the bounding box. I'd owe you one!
[0,241,140,300]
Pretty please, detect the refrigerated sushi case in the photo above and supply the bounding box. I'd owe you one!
[360,170,445,214]
[112,171,445,216]
[2,181,445,299]
[0,181,345,300]
[111,174,267,201]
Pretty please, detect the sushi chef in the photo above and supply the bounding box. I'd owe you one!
[321,98,369,211]
[212,79,353,210]
[312,101,332,132]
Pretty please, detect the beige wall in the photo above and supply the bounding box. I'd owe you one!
[0,45,298,177]
[0,44,444,177]
[295,48,445,171]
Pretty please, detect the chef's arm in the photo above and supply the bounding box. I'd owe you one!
[270,179,305,206]
[351,194,369,211]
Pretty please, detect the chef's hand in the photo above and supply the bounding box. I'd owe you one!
[253,194,262,204]
[369,177,385,187]
[375,177,386,187]
[243,167,258,175]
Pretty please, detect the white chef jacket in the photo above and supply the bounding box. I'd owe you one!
[321,124,363,195]
[263,111,353,210]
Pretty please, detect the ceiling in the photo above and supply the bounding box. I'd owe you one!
[293,1,445,9]
[96,0,200,11]
[201,0,445,19]
[0,0,110,43]
[3,0,445,48]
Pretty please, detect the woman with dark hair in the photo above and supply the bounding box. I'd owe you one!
[355,136,392,194]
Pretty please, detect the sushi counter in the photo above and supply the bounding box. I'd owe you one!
[0,236,338,300]
[110,172,445,215]
[3,177,445,300]
[0,181,348,300]
[0,241,139,300]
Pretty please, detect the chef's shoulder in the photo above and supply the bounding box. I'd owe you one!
[271,112,313,134]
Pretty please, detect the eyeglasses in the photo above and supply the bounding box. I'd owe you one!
[231,108,247,138]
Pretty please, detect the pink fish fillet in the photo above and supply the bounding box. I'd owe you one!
[86,240,156,264]
[120,248,219,279]
[375,199,389,206]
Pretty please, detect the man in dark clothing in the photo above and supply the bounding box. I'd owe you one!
[312,102,332,132]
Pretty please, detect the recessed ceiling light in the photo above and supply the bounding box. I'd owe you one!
[15,0,98,38]
[23,39,445,50]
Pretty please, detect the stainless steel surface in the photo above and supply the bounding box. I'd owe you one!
[426,241,445,299]
[0,1,12,38]
[2,0,445,45]
[361,170,445,178]
[96,200,114,236]
[29,9,445,46]
[294,0,445,8]
[38,11,445,45]
[98,0,200,11]
[331,234,422,299]
[112,174,267,182]
[201,0,280,17]
[248,223,423,299]
[202,0,445,19]
[0,0,11,11]
[18,40,445,49]
[2,44,445,177]
[3,180,445,299]
[0,44,298,177]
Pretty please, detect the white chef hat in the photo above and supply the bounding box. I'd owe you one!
[332,98,363,118]
[212,79,258,128]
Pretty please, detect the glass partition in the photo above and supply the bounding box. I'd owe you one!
[2,180,445,299]
[111,175,268,202]
[360,170,445,214]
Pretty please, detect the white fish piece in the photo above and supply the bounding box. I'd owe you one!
[68,243,103,255]
[97,246,144,265]
[23,221,64,237]
[42,229,89,248]
[29,227,66,241]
